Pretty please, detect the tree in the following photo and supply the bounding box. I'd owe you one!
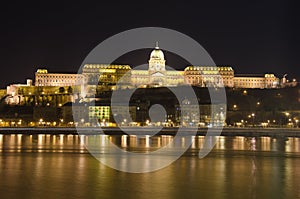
[67,86,73,94]
[59,87,65,93]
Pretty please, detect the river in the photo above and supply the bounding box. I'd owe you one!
[0,134,300,199]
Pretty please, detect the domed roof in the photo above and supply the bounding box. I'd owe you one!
[150,42,164,60]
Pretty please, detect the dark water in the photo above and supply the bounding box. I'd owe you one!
[1,134,300,199]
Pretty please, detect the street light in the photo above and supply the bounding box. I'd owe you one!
[60,119,64,126]
[233,104,237,110]
[285,112,290,126]
[251,113,255,127]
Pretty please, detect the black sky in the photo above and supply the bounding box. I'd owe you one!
[0,0,299,88]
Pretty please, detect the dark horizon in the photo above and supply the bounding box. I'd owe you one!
[0,1,299,88]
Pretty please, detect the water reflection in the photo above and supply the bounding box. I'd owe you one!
[0,134,300,154]
[1,133,300,198]
[0,134,87,153]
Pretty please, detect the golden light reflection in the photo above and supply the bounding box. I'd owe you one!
[51,135,55,145]
[261,137,271,151]
[181,136,186,147]
[59,134,64,145]
[46,134,51,144]
[145,135,150,148]
[285,138,300,153]
[233,136,246,150]
[157,136,161,148]
[285,139,291,152]
[121,135,128,148]
[79,135,86,145]
[108,136,113,143]
[129,135,137,147]
[67,134,72,143]
[0,134,2,151]
[16,134,22,153]
[38,134,44,145]
[149,136,161,148]
[216,136,225,150]
[1,134,300,157]
[194,136,205,149]
[161,135,173,147]
[191,136,196,148]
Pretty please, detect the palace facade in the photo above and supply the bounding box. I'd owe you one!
[4,43,294,105]
[35,69,85,87]
[78,43,282,92]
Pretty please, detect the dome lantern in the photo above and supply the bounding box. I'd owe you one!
[150,41,164,60]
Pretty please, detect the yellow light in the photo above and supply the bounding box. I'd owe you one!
[99,69,116,73]
[37,69,48,73]
[235,122,242,126]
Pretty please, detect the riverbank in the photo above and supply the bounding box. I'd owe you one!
[0,127,300,137]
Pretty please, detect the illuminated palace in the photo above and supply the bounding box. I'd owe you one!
[0,43,298,128]
[4,43,295,105]
[80,43,285,94]
[82,43,236,90]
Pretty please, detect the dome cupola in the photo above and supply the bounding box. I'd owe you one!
[150,42,164,60]
[148,42,166,72]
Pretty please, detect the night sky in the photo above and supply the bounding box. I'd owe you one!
[0,0,299,88]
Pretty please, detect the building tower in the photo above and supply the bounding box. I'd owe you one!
[148,42,166,73]
[148,42,167,86]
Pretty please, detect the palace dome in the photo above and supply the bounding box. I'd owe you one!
[150,42,164,60]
